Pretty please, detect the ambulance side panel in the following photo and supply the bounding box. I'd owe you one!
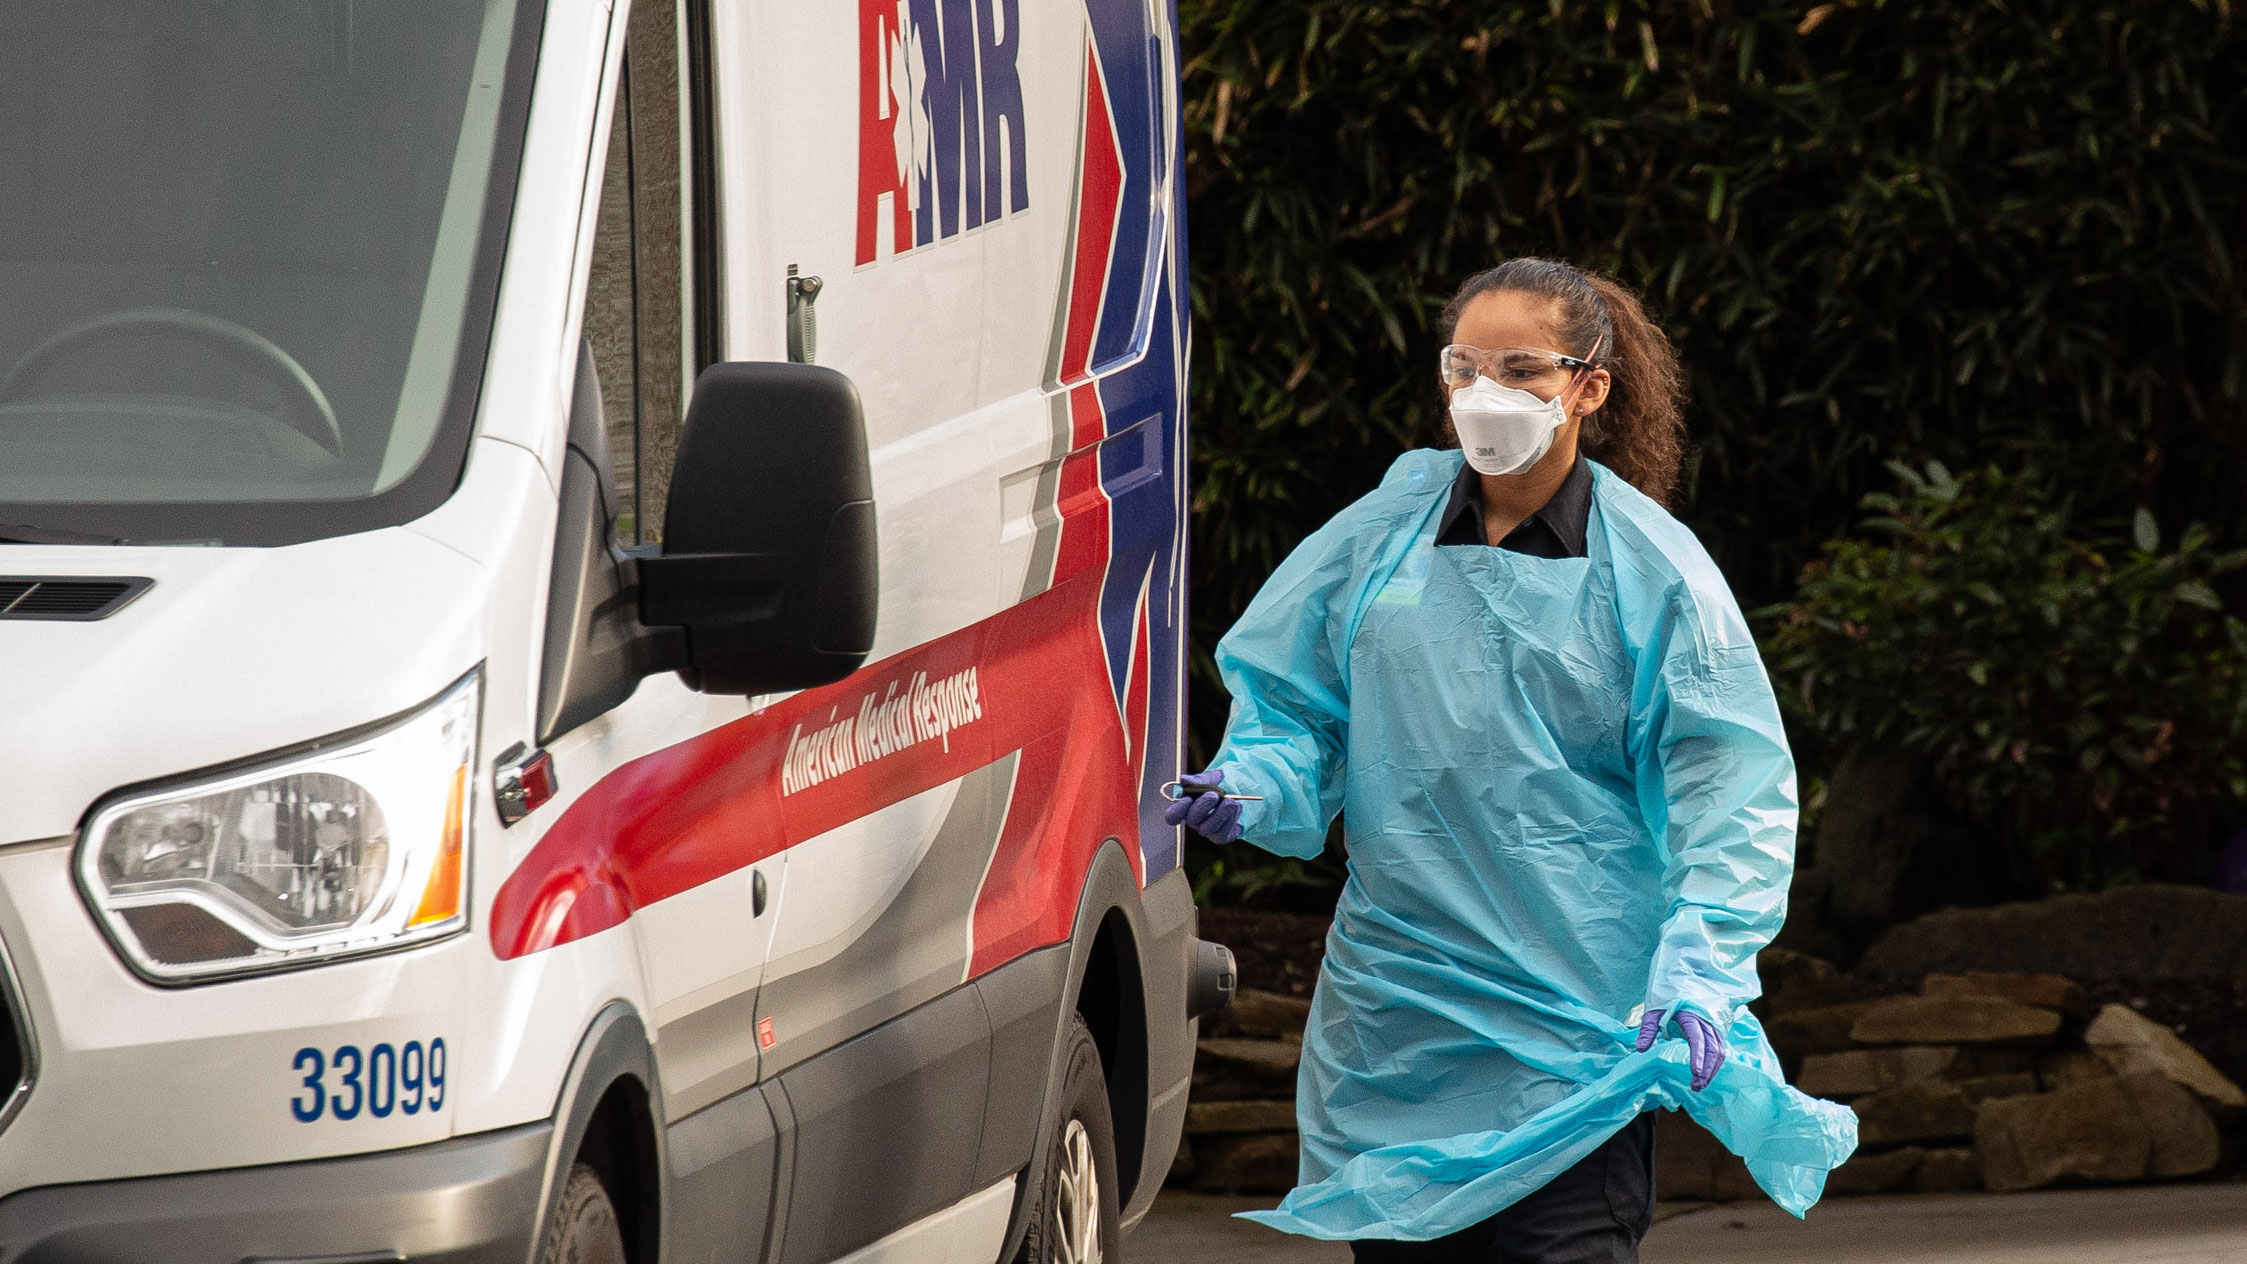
[493,0,1190,1258]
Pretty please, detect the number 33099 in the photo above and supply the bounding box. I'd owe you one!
[291,1039,446,1123]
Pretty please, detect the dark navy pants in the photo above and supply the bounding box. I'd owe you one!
[1349,1113,1657,1264]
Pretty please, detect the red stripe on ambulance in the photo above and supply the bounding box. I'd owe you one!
[489,574,1142,964]
[1055,44,1124,389]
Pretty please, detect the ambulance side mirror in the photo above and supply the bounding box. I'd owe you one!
[634,361,879,695]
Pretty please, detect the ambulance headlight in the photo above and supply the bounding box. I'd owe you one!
[78,670,480,983]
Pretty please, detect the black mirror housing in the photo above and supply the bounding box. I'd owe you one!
[636,361,878,694]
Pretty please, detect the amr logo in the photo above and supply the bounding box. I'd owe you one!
[855,0,1030,265]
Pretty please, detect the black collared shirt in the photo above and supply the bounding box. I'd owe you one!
[1434,454,1593,558]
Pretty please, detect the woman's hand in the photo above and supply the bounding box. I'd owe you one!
[1162,770,1245,844]
[1636,1008,1726,1091]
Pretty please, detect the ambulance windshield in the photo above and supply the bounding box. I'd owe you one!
[0,0,542,546]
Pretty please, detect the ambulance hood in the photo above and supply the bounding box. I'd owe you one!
[0,529,487,844]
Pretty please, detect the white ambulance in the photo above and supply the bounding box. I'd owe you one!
[0,1,1227,1260]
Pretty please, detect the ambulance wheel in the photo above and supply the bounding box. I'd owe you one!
[1016,1015,1123,1264]
[542,1162,628,1264]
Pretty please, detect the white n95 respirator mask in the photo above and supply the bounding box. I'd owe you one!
[1449,376,1566,476]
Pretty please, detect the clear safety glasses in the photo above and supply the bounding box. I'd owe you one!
[1438,344,1599,396]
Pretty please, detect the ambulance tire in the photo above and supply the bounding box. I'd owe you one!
[1015,1015,1124,1264]
[541,1162,628,1264]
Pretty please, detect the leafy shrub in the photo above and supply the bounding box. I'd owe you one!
[1188,836,1348,911]
[1762,462,2247,892]
[1179,0,2247,764]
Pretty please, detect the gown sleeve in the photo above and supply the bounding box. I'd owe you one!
[1207,516,1363,860]
[1630,581,1800,1028]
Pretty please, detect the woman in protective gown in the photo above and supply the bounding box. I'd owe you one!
[1169,259,1856,1261]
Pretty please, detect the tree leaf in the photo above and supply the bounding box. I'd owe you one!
[2175,581,2222,611]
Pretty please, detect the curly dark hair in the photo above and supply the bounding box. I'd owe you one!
[1439,258,1688,508]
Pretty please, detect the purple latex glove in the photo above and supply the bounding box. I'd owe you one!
[1162,770,1244,844]
[1636,1008,1726,1092]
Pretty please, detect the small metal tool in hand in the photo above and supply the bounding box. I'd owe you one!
[1160,781,1263,802]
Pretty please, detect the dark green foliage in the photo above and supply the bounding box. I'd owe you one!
[1189,836,1349,909]
[1762,462,2247,892]
[1180,0,2247,762]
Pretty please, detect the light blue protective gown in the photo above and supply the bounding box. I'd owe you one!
[1211,450,1857,1241]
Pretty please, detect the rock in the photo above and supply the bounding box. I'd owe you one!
[1911,1146,1982,1192]
[1853,1080,1979,1146]
[1948,1046,2038,1079]
[2036,1051,2116,1092]
[1861,884,2247,982]
[1186,1099,1299,1135]
[1823,1146,1923,1195]
[1192,1038,1301,1100]
[2126,1074,2221,1179]
[1227,988,1313,1041]
[1795,746,1930,937]
[1796,1046,1957,1098]
[1757,947,1860,1015]
[1922,971,2090,1017]
[2083,1003,2247,1114]
[1974,1072,2218,1192]
[1757,945,1835,989]
[1767,1002,1879,1066]
[1849,996,2061,1046]
[1653,1111,1759,1202]
[1975,1088,2147,1193]
[1189,1132,1299,1194]
[1954,1073,2039,1105]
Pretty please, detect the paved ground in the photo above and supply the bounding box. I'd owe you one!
[1134,1183,2247,1263]
[1132,1193,1351,1263]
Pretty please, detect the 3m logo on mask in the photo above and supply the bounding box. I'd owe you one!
[856,0,1029,266]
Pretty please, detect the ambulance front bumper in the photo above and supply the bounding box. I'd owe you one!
[0,1121,550,1263]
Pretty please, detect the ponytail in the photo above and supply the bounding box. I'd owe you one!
[1439,260,1688,508]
